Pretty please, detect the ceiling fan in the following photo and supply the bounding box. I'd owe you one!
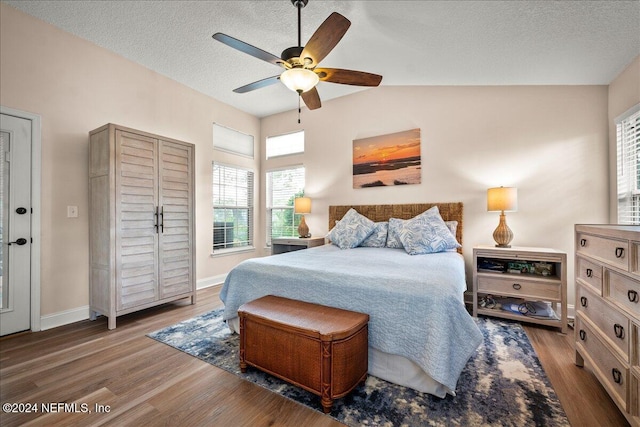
[212,0,383,112]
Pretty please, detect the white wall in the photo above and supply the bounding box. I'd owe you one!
[0,4,261,320]
[261,85,610,305]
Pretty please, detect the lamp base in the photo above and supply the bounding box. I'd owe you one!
[298,215,310,238]
[493,212,513,248]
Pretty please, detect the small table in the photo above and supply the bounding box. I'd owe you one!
[238,295,369,413]
[271,236,325,255]
[472,245,567,333]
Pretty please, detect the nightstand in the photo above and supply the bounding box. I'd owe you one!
[271,236,325,255]
[472,245,567,333]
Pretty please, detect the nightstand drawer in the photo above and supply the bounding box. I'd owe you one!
[607,269,640,319]
[577,256,603,294]
[634,323,640,367]
[576,315,629,410]
[577,232,629,272]
[477,275,561,301]
[577,283,630,361]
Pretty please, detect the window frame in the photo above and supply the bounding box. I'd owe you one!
[265,165,306,246]
[265,130,305,159]
[615,103,640,225]
[211,162,255,255]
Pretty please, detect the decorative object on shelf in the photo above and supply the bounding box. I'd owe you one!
[487,186,518,248]
[352,128,421,189]
[294,197,312,238]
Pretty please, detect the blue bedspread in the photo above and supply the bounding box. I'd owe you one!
[220,245,483,392]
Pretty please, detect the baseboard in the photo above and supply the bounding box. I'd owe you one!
[40,305,90,331]
[197,274,227,290]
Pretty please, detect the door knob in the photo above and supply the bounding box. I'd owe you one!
[8,238,27,246]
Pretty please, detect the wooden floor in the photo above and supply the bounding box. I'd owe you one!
[0,286,629,427]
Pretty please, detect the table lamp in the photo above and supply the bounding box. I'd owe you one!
[294,197,311,238]
[487,187,517,248]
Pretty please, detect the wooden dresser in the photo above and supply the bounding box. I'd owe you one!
[574,225,640,427]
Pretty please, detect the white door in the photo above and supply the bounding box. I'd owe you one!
[0,114,32,336]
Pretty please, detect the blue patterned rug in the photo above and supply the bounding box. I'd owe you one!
[148,310,569,427]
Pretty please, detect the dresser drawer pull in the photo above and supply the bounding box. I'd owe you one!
[628,290,638,303]
[580,238,587,247]
[580,296,588,307]
[585,268,592,278]
[615,247,625,258]
[512,283,521,290]
[612,368,623,384]
[579,329,586,340]
[613,324,625,339]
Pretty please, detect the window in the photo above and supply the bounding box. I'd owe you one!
[213,123,254,158]
[266,166,305,245]
[212,163,254,252]
[616,104,640,225]
[266,130,304,159]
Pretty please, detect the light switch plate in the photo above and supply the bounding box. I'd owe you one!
[67,205,78,218]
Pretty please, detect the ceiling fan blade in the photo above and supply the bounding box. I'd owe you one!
[213,33,283,67]
[301,87,322,110]
[233,75,281,93]
[300,12,351,67]
[315,68,382,86]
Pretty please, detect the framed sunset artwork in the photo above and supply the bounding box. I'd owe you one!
[352,128,421,188]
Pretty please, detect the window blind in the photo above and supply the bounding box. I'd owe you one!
[616,105,640,225]
[266,130,304,159]
[213,123,254,158]
[266,166,305,245]
[212,163,254,251]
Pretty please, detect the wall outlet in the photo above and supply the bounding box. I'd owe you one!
[67,206,78,218]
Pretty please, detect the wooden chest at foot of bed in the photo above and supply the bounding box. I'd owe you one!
[238,295,369,413]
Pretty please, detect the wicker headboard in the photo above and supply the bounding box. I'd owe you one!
[328,203,463,254]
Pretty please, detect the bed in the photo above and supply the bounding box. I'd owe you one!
[220,203,483,397]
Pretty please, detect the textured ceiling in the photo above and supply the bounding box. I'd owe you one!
[5,0,640,118]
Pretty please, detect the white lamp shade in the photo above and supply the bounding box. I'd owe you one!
[294,197,312,214]
[280,68,319,93]
[487,187,518,212]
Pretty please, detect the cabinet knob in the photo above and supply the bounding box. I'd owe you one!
[628,290,638,303]
[585,268,592,278]
[512,283,521,290]
[580,238,587,247]
[615,247,625,258]
[612,368,623,384]
[580,296,588,307]
[613,324,625,339]
[579,329,586,340]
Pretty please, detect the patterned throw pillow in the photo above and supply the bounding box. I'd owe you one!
[386,218,405,248]
[395,206,461,255]
[327,208,376,249]
[360,222,388,248]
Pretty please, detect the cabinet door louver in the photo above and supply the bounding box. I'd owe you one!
[115,130,159,310]
[158,140,193,299]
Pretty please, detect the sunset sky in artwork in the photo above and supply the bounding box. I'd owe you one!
[353,128,421,165]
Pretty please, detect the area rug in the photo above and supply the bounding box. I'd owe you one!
[148,310,569,427]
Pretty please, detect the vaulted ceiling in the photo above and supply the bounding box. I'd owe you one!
[5,0,639,117]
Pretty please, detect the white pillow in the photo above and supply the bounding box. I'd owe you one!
[327,208,376,249]
[394,206,461,255]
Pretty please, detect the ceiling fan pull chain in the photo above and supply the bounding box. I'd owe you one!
[298,95,301,124]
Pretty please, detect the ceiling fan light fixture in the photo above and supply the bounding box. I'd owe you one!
[280,68,319,93]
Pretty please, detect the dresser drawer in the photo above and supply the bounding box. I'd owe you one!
[576,315,629,410]
[607,270,640,320]
[633,371,640,422]
[477,275,561,301]
[577,256,603,294]
[577,283,630,361]
[634,323,640,367]
[577,232,629,272]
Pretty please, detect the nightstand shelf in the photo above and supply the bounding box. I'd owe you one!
[473,245,567,333]
[271,236,325,255]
